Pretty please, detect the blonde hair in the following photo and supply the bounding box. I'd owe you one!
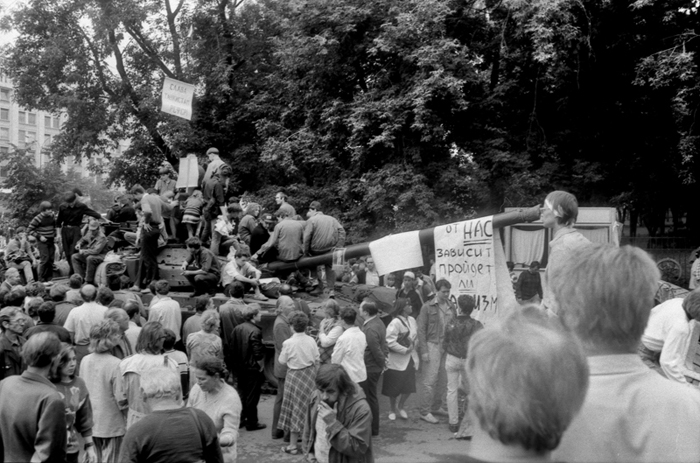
[550,243,660,352]
[467,307,589,453]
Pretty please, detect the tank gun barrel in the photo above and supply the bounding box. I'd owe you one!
[267,206,541,273]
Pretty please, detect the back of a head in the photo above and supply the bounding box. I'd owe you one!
[683,290,700,321]
[97,287,115,306]
[162,328,177,351]
[195,295,211,313]
[69,274,83,289]
[136,321,165,354]
[107,274,122,291]
[5,290,25,308]
[241,304,260,321]
[154,280,170,295]
[458,294,476,315]
[50,284,70,302]
[80,284,97,303]
[105,307,128,324]
[276,295,295,316]
[340,307,357,325]
[551,243,660,352]
[361,301,378,317]
[124,301,140,320]
[37,301,56,323]
[22,332,62,368]
[224,281,245,299]
[140,367,181,401]
[290,311,309,333]
[467,308,589,453]
[279,284,293,296]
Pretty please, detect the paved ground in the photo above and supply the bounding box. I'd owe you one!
[238,373,472,462]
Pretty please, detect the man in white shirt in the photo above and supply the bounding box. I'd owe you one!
[364,258,380,286]
[221,249,267,301]
[639,293,700,384]
[331,307,367,383]
[64,284,108,369]
[147,280,182,343]
[123,301,143,350]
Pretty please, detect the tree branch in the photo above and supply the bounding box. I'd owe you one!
[123,23,177,79]
[165,0,185,78]
[74,24,116,99]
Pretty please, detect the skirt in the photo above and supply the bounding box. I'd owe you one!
[382,357,416,397]
[278,365,317,433]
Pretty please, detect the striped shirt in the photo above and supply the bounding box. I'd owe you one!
[26,212,57,240]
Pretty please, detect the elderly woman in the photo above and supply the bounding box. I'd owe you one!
[120,367,223,463]
[540,190,590,315]
[118,322,178,429]
[382,298,418,422]
[278,311,320,455]
[50,343,97,463]
[186,309,224,388]
[466,308,589,462]
[80,320,127,463]
[188,356,242,463]
[317,299,344,365]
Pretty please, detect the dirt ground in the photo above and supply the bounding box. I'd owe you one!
[237,371,471,463]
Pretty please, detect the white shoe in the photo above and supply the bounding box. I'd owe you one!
[388,413,396,421]
[420,413,439,424]
[398,409,408,420]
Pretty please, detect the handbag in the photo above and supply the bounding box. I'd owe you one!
[395,317,412,348]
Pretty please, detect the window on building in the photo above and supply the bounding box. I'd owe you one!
[0,89,9,102]
[44,115,50,127]
[0,128,9,141]
[0,109,8,121]
[53,117,60,129]
[18,129,25,147]
[44,134,52,146]
[18,111,25,123]
[27,113,36,125]
[27,131,35,143]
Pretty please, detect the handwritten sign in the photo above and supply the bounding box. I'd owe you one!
[161,77,194,120]
[434,216,498,324]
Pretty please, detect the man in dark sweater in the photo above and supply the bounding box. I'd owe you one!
[56,191,102,274]
[359,301,388,437]
[26,201,57,283]
[230,304,266,431]
[515,261,543,304]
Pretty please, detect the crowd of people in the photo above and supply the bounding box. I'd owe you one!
[0,155,699,463]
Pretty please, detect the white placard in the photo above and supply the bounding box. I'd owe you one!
[434,216,498,324]
[161,77,194,120]
[368,230,423,276]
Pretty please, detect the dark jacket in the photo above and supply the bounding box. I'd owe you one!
[273,314,292,379]
[0,371,67,463]
[230,321,265,373]
[303,385,374,463]
[0,332,26,381]
[361,316,388,373]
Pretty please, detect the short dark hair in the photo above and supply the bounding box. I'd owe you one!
[309,201,322,211]
[530,261,541,269]
[224,282,245,299]
[69,274,83,289]
[38,301,57,323]
[193,356,227,379]
[39,201,53,211]
[435,279,451,291]
[4,290,25,308]
[236,249,251,259]
[130,185,145,195]
[162,328,177,351]
[361,301,378,317]
[195,295,210,313]
[316,364,355,398]
[457,295,475,314]
[97,287,115,306]
[340,307,357,325]
[107,274,122,291]
[135,322,165,355]
[50,284,69,302]
[124,301,140,319]
[64,192,77,203]
[185,237,202,249]
[290,311,309,333]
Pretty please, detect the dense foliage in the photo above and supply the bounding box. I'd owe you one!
[2,0,699,241]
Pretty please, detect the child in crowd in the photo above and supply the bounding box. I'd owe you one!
[182,188,204,239]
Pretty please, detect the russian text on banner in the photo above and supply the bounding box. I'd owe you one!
[434,217,499,324]
[161,77,194,121]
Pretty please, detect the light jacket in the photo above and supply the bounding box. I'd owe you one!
[386,315,418,371]
[303,212,346,254]
[416,297,456,355]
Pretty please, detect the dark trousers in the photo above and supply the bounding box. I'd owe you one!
[185,272,219,295]
[61,226,82,274]
[135,227,160,288]
[37,239,55,282]
[238,368,264,428]
[360,370,382,435]
[272,376,286,437]
[72,253,105,284]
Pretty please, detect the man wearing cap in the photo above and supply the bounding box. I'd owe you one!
[396,271,426,319]
[250,213,277,262]
[254,209,303,263]
[71,219,108,285]
[56,191,102,274]
[202,147,225,185]
[303,201,345,297]
[26,201,58,283]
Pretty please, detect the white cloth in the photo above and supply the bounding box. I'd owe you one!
[318,324,344,348]
[125,321,142,351]
[553,354,700,462]
[641,298,697,383]
[331,326,367,383]
[148,296,182,342]
[64,302,108,344]
[385,316,418,371]
[314,407,331,463]
[369,231,423,276]
[176,154,200,189]
[278,332,319,370]
[365,270,380,286]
